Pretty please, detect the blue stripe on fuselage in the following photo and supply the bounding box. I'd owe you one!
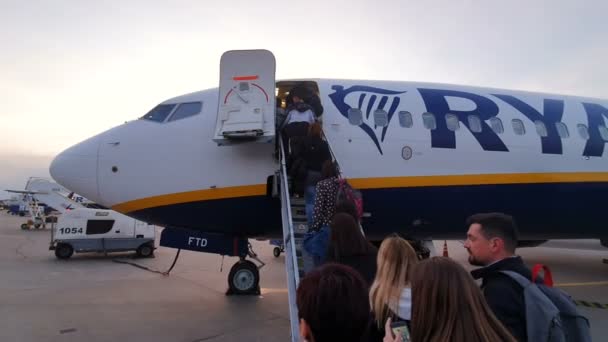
[126,182,607,241]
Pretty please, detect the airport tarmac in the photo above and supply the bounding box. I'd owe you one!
[1,212,607,341]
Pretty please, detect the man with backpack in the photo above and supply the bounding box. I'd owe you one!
[464,213,529,340]
[464,212,591,342]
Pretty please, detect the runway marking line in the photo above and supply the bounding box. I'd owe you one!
[574,300,608,310]
[554,281,608,309]
[556,280,608,287]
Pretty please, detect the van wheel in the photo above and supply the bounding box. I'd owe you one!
[20,223,29,230]
[136,243,154,258]
[273,247,282,258]
[55,244,73,259]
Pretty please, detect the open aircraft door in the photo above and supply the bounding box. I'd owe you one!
[213,50,276,145]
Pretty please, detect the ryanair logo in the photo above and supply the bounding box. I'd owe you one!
[329,84,608,158]
[329,85,406,154]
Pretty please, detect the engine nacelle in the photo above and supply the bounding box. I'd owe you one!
[517,240,549,248]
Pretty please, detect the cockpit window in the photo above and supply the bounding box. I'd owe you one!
[141,104,176,122]
[168,102,203,122]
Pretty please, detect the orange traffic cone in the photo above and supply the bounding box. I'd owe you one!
[442,240,449,257]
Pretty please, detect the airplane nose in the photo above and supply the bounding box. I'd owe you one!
[50,136,100,203]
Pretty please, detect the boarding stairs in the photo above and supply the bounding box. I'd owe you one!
[278,139,309,342]
[25,178,86,214]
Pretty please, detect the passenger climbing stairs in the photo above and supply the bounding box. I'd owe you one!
[278,139,307,342]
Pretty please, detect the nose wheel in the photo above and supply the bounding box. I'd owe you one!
[226,259,260,295]
[226,243,264,296]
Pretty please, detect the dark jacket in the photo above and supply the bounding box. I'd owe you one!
[329,251,378,288]
[302,136,331,173]
[471,256,532,342]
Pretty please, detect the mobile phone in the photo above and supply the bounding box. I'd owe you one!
[390,320,411,342]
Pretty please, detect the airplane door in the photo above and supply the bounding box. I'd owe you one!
[213,50,276,145]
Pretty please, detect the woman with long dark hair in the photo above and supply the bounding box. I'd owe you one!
[297,263,372,342]
[325,213,377,286]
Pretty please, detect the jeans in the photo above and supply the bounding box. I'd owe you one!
[301,246,315,274]
[304,185,316,228]
[303,225,330,267]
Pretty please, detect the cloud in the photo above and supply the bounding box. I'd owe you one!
[0,0,606,184]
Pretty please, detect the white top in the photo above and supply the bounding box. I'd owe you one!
[388,287,412,321]
[284,108,315,126]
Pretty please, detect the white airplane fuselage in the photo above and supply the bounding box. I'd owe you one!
[50,79,608,241]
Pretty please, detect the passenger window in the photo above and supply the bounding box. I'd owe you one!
[555,122,569,139]
[577,124,589,140]
[512,119,526,135]
[398,111,413,128]
[599,126,608,141]
[445,114,460,131]
[141,104,176,122]
[422,112,436,130]
[468,115,482,133]
[534,121,548,137]
[169,102,202,122]
[373,109,389,127]
[86,220,115,235]
[489,117,504,134]
[348,108,363,125]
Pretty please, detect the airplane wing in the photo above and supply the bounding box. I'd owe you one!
[5,189,48,195]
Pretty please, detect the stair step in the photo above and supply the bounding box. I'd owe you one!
[291,213,307,221]
[290,197,306,206]
[292,221,307,229]
[291,208,305,214]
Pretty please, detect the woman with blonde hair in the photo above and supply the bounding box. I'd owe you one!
[384,257,515,342]
[369,236,419,331]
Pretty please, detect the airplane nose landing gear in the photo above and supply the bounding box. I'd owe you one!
[226,242,265,296]
[160,228,266,296]
[227,259,260,295]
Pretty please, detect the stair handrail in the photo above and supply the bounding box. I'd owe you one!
[278,138,301,342]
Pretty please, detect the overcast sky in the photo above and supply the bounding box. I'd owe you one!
[0,0,607,198]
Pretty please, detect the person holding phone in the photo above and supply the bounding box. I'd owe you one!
[384,317,409,342]
[392,257,516,342]
[369,236,419,340]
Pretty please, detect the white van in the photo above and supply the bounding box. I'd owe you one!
[50,208,156,259]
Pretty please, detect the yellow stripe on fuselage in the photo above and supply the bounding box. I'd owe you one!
[111,172,608,213]
[112,184,267,213]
